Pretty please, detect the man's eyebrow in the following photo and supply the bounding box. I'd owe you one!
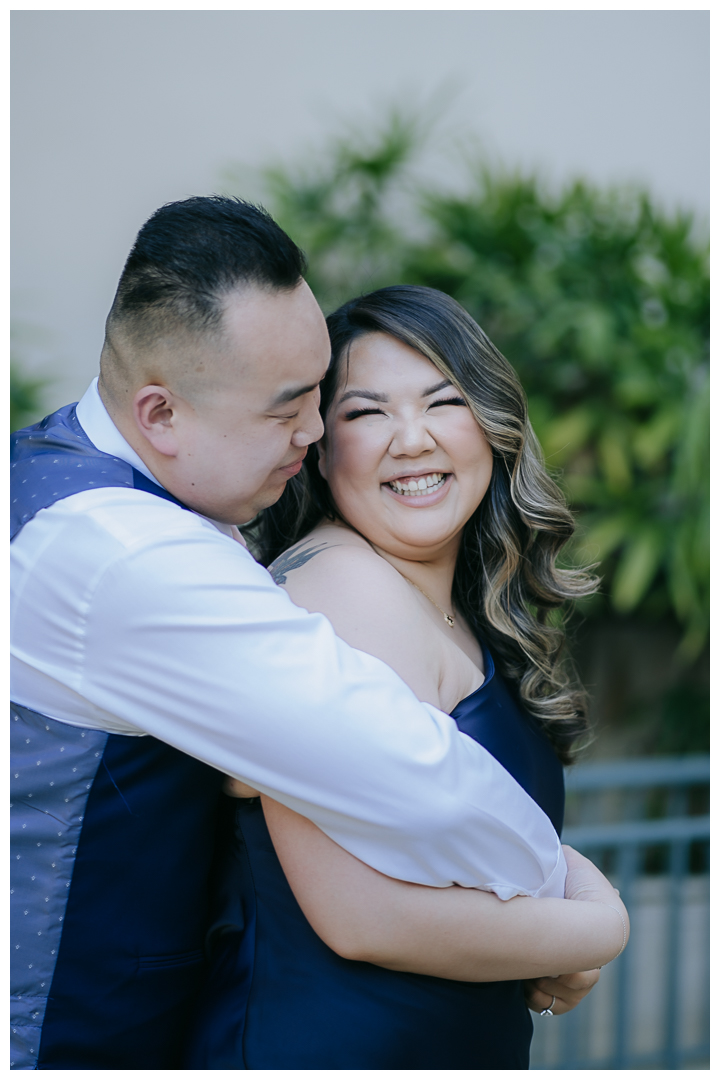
[422,379,453,397]
[270,382,320,407]
[335,389,390,406]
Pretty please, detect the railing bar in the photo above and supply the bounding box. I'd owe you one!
[562,814,709,847]
[667,785,689,819]
[529,1039,711,1070]
[531,1041,709,1070]
[564,991,581,1068]
[579,964,594,1068]
[700,893,711,1048]
[614,843,637,1068]
[665,839,686,1069]
[564,754,709,792]
[545,761,710,1069]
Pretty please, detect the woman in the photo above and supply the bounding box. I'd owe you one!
[187,286,627,1069]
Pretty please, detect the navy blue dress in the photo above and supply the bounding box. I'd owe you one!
[186,645,564,1070]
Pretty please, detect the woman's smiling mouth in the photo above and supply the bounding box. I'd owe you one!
[383,472,452,505]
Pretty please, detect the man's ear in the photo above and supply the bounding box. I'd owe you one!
[132,385,181,458]
[316,438,328,479]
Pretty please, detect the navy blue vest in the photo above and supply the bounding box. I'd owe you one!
[10,405,226,1069]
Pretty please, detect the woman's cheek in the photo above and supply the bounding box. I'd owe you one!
[326,422,386,499]
[331,431,371,478]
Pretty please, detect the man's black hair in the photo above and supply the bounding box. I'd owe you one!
[107,196,308,341]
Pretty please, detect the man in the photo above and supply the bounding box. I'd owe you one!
[11,197,567,1068]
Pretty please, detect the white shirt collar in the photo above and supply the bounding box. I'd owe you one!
[75,378,162,487]
[74,378,238,540]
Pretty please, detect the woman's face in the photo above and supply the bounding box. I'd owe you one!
[319,332,494,561]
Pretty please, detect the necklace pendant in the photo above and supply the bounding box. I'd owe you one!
[445,614,455,628]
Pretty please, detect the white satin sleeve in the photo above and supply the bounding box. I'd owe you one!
[10,488,566,898]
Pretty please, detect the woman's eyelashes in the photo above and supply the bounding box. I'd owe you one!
[343,406,386,420]
[428,396,467,409]
[343,397,467,421]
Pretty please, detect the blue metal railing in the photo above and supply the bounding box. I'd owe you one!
[530,755,709,1070]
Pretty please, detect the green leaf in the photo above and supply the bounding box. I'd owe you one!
[575,304,615,365]
[539,407,595,466]
[10,364,49,433]
[672,368,709,494]
[611,528,666,613]
[574,515,630,564]
[598,428,633,493]
[633,407,680,469]
[675,619,708,666]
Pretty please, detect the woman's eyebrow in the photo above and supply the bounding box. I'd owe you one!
[335,389,389,405]
[422,379,453,397]
[336,380,453,406]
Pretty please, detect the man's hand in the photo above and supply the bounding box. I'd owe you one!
[524,968,601,1015]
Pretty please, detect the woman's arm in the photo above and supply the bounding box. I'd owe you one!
[269,532,626,988]
[263,797,628,983]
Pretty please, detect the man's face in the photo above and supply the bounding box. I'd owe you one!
[151,282,330,523]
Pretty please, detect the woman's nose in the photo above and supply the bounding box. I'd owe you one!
[389,416,436,456]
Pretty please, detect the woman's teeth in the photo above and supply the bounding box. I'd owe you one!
[388,473,446,496]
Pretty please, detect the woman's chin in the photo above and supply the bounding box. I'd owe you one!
[360,520,465,561]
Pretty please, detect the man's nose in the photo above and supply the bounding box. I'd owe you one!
[291,398,324,447]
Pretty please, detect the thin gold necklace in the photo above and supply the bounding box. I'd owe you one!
[362,536,456,628]
[399,574,455,628]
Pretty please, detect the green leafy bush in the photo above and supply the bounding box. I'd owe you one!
[262,118,709,666]
[10,364,50,433]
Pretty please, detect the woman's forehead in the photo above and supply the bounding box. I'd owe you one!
[342,333,441,388]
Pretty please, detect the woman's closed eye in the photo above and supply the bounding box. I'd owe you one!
[343,397,467,421]
[427,396,467,409]
[344,406,387,420]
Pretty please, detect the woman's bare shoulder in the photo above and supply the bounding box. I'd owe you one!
[269,524,402,596]
[271,525,442,705]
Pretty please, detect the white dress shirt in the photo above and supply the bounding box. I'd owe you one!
[10,380,567,898]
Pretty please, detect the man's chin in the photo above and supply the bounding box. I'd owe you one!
[236,479,288,524]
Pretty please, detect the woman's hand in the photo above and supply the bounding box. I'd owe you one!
[562,845,621,904]
[524,968,601,1015]
[522,846,628,1015]
[562,845,629,956]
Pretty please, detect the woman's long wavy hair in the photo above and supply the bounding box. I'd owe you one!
[248,285,598,763]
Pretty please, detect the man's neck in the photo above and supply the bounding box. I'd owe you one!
[76,378,162,487]
[76,378,243,544]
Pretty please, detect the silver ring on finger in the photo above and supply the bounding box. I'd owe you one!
[540,995,556,1017]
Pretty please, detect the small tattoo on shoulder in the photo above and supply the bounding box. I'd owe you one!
[269,540,336,584]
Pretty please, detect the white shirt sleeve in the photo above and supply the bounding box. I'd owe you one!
[11,487,566,899]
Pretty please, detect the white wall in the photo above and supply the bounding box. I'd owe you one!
[12,10,709,407]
